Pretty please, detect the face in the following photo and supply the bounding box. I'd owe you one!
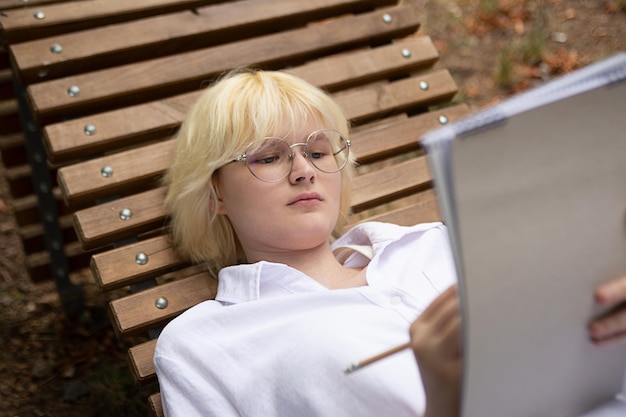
[214,122,344,262]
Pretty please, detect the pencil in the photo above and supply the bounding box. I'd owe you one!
[343,341,411,374]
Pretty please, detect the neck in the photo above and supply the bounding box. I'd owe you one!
[245,241,367,289]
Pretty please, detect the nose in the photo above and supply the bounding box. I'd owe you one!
[289,150,316,184]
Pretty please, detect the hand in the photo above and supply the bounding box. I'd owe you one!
[410,285,462,417]
[589,276,626,345]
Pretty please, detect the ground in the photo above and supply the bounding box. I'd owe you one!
[0,1,624,416]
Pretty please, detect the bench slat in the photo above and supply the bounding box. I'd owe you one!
[73,187,167,250]
[44,36,439,163]
[128,339,158,384]
[350,189,441,227]
[0,0,221,43]
[0,0,81,10]
[92,235,186,291]
[109,271,218,336]
[28,5,419,122]
[332,68,458,124]
[11,0,396,83]
[351,156,432,211]
[149,393,163,417]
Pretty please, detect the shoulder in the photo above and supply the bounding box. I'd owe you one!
[155,299,224,356]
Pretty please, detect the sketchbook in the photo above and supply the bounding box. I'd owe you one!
[421,53,626,417]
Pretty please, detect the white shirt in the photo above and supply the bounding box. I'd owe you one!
[154,221,457,417]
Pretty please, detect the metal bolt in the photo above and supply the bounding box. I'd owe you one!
[155,297,168,309]
[135,253,149,265]
[382,14,392,24]
[119,208,132,220]
[84,124,97,136]
[401,48,411,58]
[101,166,113,177]
[67,85,80,97]
[33,11,45,19]
[50,43,63,54]
[39,182,49,193]
[419,81,429,91]
[438,115,449,125]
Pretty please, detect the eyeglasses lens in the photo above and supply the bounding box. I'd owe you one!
[245,130,349,182]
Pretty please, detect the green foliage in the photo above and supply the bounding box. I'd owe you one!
[493,4,549,90]
[478,0,500,13]
[495,47,515,90]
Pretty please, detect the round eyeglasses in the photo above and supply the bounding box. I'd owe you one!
[230,129,351,183]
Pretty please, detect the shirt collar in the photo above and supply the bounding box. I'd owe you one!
[216,261,328,304]
[215,221,442,304]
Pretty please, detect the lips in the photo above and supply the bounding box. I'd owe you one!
[287,192,323,205]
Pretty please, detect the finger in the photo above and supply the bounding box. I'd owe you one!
[420,285,458,321]
[410,288,458,338]
[590,307,626,340]
[592,330,626,346]
[411,295,461,360]
[428,292,460,332]
[438,312,463,357]
[595,276,626,307]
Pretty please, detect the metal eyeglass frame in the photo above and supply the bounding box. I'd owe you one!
[229,129,351,183]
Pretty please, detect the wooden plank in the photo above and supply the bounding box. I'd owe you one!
[349,190,442,227]
[352,104,470,163]
[43,100,186,163]
[0,0,221,43]
[11,0,396,83]
[351,156,432,211]
[58,103,470,205]
[332,68,458,124]
[92,235,186,291]
[0,0,82,10]
[27,5,420,122]
[128,339,158,384]
[149,393,163,417]
[57,140,174,206]
[73,187,167,250]
[44,36,439,163]
[109,271,217,336]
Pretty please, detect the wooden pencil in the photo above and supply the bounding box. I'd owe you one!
[344,341,411,374]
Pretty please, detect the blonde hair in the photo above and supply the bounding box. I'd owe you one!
[164,69,355,273]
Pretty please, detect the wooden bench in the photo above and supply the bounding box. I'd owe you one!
[4,0,471,414]
[0,0,400,281]
[0,0,402,282]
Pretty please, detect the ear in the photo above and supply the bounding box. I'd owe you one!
[210,174,228,215]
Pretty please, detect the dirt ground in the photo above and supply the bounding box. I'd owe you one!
[0,1,624,416]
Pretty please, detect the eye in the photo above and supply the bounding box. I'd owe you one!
[250,153,281,165]
[246,139,289,165]
[307,137,332,159]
